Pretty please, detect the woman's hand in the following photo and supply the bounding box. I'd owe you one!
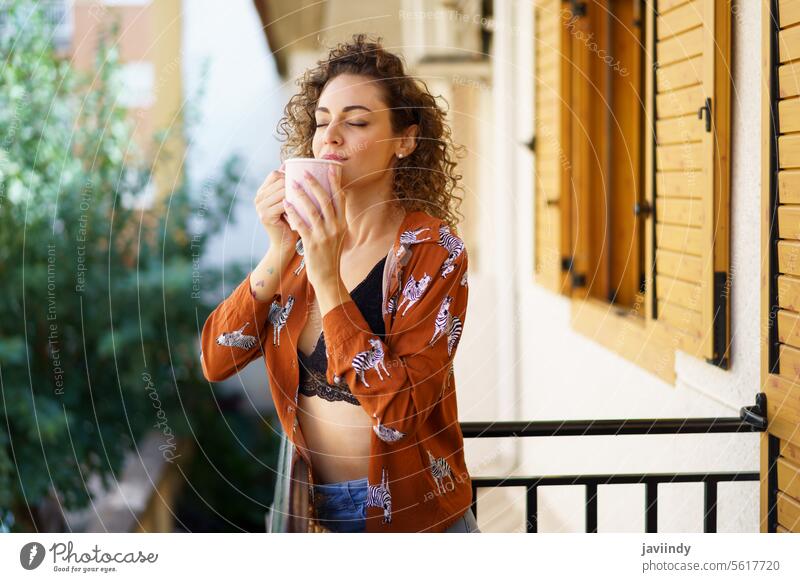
[255,163,296,249]
[283,165,347,290]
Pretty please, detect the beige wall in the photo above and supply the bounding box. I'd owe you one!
[71,0,184,199]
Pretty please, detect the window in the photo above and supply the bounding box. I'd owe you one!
[534,0,731,371]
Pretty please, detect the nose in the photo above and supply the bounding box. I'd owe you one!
[321,120,343,145]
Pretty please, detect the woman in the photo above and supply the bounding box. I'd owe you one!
[200,34,479,533]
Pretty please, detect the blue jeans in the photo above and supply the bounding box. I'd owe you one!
[312,476,481,533]
[312,476,368,533]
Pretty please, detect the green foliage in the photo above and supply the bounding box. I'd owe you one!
[0,0,254,531]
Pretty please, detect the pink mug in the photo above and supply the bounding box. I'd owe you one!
[281,158,343,228]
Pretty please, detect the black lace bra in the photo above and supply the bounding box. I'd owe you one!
[297,255,387,406]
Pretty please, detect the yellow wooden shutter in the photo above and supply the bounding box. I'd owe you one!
[646,0,731,365]
[762,0,800,533]
[534,0,572,294]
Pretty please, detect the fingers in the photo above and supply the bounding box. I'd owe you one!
[288,179,322,229]
[283,200,310,239]
[255,177,285,206]
[301,170,335,226]
[327,164,345,221]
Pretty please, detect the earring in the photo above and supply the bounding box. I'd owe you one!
[398,153,404,159]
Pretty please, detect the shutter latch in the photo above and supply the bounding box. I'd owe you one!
[698,97,712,132]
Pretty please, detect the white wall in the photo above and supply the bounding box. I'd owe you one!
[183,0,290,412]
[461,0,761,533]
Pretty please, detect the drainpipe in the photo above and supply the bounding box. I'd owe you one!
[491,0,522,473]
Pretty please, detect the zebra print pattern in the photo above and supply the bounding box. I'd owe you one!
[437,225,465,279]
[372,412,406,443]
[293,238,305,276]
[215,322,258,350]
[268,295,294,346]
[351,337,391,388]
[397,271,432,316]
[366,467,392,524]
[460,269,468,287]
[446,314,463,357]
[427,296,463,357]
[427,449,455,495]
[386,294,397,316]
[399,226,432,248]
[396,227,431,267]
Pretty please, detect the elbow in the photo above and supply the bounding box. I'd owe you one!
[200,351,231,383]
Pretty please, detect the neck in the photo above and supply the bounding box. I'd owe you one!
[343,177,404,250]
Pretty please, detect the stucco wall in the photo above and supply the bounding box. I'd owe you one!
[456,0,761,532]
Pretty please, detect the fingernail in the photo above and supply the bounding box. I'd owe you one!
[293,179,302,189]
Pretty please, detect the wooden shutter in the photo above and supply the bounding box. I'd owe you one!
[533,0,572,294]
[645,0,731,365]
[762,0,800,533]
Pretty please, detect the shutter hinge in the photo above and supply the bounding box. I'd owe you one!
[634,200,652,218]
[698,97,712,132]
[705,271,729,369]
[524,135,536,153]
[570,0,587,17]
[562,256,586,287]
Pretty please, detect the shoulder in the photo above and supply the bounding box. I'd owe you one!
[397,212,467,276]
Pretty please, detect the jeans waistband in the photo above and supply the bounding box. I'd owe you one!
[313,476,368,507]
[314,476,368,493]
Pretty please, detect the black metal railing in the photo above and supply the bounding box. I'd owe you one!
[460,393,769,533]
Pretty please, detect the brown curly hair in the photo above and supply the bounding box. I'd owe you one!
[275,33,465,230]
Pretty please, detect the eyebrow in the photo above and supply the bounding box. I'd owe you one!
[314,105,372,114]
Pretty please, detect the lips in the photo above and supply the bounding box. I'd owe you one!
[322,153,346,161]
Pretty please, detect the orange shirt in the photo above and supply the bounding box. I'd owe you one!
[200,210,472,532]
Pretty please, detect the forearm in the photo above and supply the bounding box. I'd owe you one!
[249,236,297,302]
[315,275,351,318]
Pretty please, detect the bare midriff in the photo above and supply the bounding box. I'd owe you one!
[295,228,400,485]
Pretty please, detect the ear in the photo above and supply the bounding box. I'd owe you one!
[398,124,419,157]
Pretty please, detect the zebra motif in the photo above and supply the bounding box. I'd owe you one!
[386,294,398,316]
[215,322,258,350]
[351,337,390,388]
[399,226,432,248]
[293,238,305,276]
[460,270,468,287]
[397,272,432,316]
[268,295,295,346]
[396,227,431,267]
[372,412,406,443]
[427,449,455,495]
[437,225,465,278]
[366,467,392,524]
[428,296,463,356]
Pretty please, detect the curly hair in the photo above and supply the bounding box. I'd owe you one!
[275,33,465,230]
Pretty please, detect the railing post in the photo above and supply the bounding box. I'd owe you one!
[645,481,658,533]
[586,483,598,533]
[704,479,718,533]
[526,485,538,533]
[768,434,780,533]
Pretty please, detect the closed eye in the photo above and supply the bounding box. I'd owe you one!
[315,122,367,128]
